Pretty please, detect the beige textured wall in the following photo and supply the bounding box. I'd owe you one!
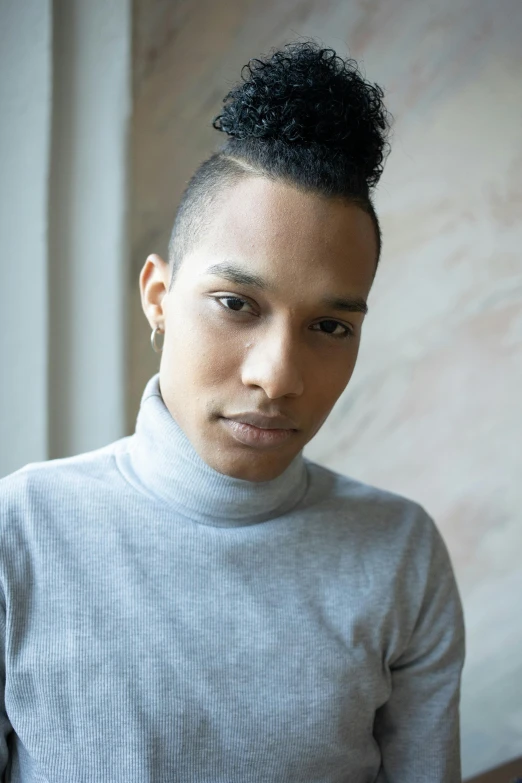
[130,1,522,776]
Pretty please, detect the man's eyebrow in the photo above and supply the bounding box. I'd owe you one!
[205,262,269,291]
[320,296,368,315]
[204,261,368,314]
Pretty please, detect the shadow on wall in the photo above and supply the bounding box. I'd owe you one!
[464,755,522,782]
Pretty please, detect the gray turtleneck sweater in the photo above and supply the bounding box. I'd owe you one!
[0,375,465,782]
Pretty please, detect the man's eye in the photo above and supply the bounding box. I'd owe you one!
[311,320,354,339]
[215,299,353,339]
[217,296,251,312]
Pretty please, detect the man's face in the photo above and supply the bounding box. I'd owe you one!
[140,176,377,482]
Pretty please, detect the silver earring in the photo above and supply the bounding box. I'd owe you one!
[151,326,164,354]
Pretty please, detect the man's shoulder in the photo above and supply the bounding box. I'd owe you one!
[305,457,426,511]
[303,459,452,582]
[0,437,130,511]
[304,457,437,540]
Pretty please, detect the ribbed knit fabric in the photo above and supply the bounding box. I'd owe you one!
[0,374,465,783]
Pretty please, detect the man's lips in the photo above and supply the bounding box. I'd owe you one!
[219,415,298,449]
[222,412,298,430]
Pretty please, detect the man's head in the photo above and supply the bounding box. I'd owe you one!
[139,42,391,482]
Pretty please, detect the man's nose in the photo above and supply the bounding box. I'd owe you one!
[240,327,305,399]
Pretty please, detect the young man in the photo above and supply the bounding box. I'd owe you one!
[0,42,465,782]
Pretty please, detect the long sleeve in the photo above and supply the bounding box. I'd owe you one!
[373,519,466,782]
[0,416,466,782]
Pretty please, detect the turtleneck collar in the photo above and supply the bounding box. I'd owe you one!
[124,374,309,527]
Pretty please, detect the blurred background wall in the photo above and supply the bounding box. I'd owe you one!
[0,0,131,475]
[1,0,521,778]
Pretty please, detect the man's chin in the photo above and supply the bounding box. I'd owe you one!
[202,445,294,483]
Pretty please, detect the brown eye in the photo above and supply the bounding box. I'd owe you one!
[310,320,353,339]
[216,296,254,313]
[223,297,245,311]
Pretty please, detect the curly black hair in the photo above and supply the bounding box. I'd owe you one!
[213,42,389,189]
[168,41,392,279]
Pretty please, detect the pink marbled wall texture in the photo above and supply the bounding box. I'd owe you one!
[129,0,522,776]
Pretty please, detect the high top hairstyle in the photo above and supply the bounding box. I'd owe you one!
[168,41,392,285]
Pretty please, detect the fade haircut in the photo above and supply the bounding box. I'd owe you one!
[168,41,392,287]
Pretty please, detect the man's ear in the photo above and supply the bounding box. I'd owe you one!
[139,254,170,330]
